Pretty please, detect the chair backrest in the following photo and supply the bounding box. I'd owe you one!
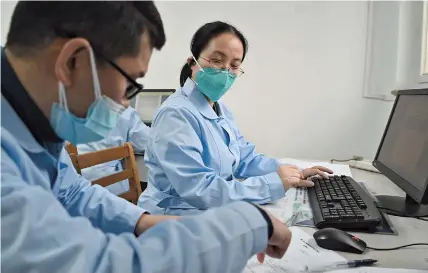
[65,142,142,204]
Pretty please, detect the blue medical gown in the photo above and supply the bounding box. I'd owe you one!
[1,97,269,273]
[138,79,286,215]
[77,106,150,195]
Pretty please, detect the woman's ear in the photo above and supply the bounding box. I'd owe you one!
[187,57,195,67]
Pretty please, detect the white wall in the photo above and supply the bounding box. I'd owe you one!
[2,1,409,160]
[149,1,394,160]
[1,1,16,45]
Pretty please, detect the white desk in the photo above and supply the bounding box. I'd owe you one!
[265,167,428,270]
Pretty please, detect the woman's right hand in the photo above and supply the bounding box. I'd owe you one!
[277,165,314,190]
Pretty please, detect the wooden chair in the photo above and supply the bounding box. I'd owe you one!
[65,142,142,204]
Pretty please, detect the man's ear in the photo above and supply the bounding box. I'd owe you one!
[54,38,91,88]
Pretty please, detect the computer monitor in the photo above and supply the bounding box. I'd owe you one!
[373,88,428,217]
[130,89,175,125]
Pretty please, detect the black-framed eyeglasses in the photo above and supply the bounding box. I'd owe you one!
[54,29,144,100]
[94,50,144,100]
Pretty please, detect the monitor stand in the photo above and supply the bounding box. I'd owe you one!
[376,194,428,217]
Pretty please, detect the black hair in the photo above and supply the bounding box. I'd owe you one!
[179,21,248,87]
[6,1,166,60]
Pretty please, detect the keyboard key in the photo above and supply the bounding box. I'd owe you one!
[358,203,367,209]
[327,202,335,208]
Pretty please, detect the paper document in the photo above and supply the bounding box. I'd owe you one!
[330,268,427,273]
[279,158,353,177]
[243,227,346,273]
[263,159,353,225]
[262,188,312,226]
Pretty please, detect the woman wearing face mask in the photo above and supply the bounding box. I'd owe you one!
[138,21,332,215]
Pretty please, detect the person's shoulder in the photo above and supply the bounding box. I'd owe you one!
[162,91,194,108]
[158,92,200,119]
[1,127,24,175]
[218,101,235,120]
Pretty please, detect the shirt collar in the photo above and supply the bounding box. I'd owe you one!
[181,78,220,120]
[1,47,62,153]
[1,96,46,153]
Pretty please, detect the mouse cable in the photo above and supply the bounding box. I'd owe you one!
[376,206,428,221]
[367,243,428,251]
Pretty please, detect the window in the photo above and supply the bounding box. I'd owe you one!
[420,1,428,81]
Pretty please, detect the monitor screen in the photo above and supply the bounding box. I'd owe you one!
[377,95,428,192]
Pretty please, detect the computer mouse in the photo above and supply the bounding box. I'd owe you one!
[313,228,367,254]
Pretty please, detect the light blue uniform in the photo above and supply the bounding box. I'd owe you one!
[138,78,286,215]
[77,106,150,195]
[1,96,269,273]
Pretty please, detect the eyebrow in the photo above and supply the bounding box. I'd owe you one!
[211,50,226,57]
[210,50,242,62]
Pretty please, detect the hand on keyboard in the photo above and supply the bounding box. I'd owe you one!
[277,165,313,190]
[302,166,333,179]
[277,165,314,189]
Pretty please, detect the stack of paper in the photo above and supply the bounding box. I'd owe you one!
[262,159,354,225]
[279,158,353,177]
[243,227,346,273]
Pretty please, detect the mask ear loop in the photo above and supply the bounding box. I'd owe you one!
[88,47,102,100]
[190,55,204,86]
[58,82,69,112]
[192,55,204,72]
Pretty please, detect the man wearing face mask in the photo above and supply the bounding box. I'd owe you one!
[1,2,293,273]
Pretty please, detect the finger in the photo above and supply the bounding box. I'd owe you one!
[257,253,265,263]
[265,245,286,259]
[317,169,330,179]
[298,179,315,188]
[312,166,334,174]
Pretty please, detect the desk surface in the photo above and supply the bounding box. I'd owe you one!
[275,167,428,270]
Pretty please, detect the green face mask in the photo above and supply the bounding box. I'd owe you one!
[193,57,236,102]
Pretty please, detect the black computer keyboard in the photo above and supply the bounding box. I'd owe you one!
[308,175,382,230]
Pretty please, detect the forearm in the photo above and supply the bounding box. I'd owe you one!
[4,181,267,273]
[137,202,269,273]
[135,213,180,235]
[58,177,146,234]
[236,154,280,178]
[171,172,285,209]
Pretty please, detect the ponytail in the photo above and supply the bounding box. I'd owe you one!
[179,62,193,87]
